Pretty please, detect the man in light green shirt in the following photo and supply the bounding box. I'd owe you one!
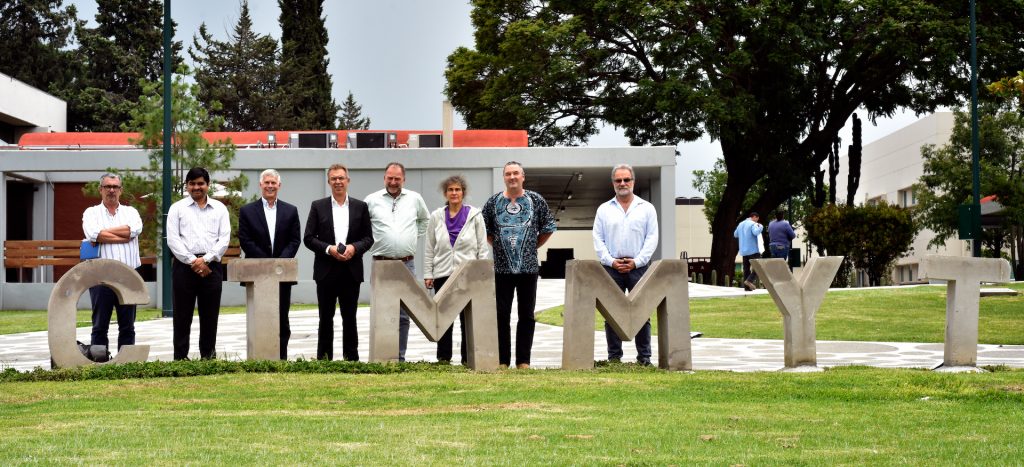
[366,162,430,361]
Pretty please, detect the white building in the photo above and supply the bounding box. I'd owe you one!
[836,112,971,284]
[0,72,67,145]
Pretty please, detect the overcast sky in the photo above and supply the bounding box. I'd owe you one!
[69,0,927,197]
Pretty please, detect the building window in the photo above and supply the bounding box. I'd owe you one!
[898,188,916,208]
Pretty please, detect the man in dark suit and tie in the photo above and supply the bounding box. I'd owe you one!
[303,163,374,361]
[237,169,302,360]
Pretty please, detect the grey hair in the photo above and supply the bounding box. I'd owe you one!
[611,164,634,180]
[504,161,524,174]
[439,174,468,195]
[99,172,121,184]
[260,169,281,181]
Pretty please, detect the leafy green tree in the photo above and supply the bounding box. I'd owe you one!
[338,91,371,130]
[988,71,1024,106]
[84,66,249,255]
[277,0,339,129]
[62,0,182,131]
[693,159,814,232]
[805,203,918,287]
[190,0,280,131]
[914,105,1024,265]
[0,0,79,92]
[445,0,1024,278]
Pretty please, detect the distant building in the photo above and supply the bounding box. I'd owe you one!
[0,72,66,145]
[836,112,972,284]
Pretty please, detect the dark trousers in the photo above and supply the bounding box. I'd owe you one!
[742,253,761,283]
[495,273,538,366]
[315,279,360,361]
[172,260,223,360]
[88,285,137,350]
[433,276,467,363]
[279,283,293,360]
[602,265,652,363]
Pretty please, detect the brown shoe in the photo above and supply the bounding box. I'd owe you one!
[743,280,756,291]
[516,363,530,369]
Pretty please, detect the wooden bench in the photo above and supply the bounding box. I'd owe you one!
[3,240,241,281]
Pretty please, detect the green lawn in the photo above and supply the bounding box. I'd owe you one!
[1,364,1022,464]
[0,305,318,335]
[537,282,1024,344]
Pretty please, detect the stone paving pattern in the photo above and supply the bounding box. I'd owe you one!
[2,280,1022,372]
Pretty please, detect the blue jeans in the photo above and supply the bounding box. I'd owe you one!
[89,285,137,350]
[603,265,652,364]
[769,244,791,268]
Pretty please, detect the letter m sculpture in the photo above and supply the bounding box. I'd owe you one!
[370,259,499,370]
[562,260,692,371]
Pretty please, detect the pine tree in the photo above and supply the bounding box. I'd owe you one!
[338,91,371,130]
[0,0,79,92]
[277,0,339,129]
[62,0,182,131]
[190,1,280,131]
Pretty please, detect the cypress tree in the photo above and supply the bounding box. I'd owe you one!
[277,0,339,129]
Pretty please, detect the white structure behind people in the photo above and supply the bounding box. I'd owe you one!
[734,211,764,291]
[483,161,557,369]
[166,167,231,360]
[366,162,430,362]
[80,173,143,362]
[423,174,490,364]
[592,164,659,365]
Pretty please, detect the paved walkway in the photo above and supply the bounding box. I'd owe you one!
[2,280,1022,372]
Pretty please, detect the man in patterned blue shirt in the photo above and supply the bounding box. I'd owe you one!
[483,161,557,369]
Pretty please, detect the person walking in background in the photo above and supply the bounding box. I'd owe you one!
[81,173,143,360]
[483,161,557,369]
[237,169,302,360]
[768,211,797,269]
[304,163,374,361]
[366,162,430,362]
[734,211,763,291]
[423,175,489,364]
[167,167,231,360]
[592,164,658,365]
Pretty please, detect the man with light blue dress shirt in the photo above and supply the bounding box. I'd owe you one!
[81,173,143,360]
[593,164,659,365]
[366,162,430,362]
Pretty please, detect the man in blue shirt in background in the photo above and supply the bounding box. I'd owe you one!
[734,211,763,291]
[768,211,797,270]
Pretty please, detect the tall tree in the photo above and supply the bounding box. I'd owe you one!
[0,0,79,91]
[190,1,280,131]
[277,0,339,129]
[338,91,371,130]
[62,0,182,131]
[445,0,1024,278]
[84,66,249,255]
[914,105,1024,264]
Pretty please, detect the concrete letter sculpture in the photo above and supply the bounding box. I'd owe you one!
[562,260,692,371]
[226,258,298,360]
[751,256,843,371]
[919,255,1011,371]
[369,259,499,370]
[48,259,150,368]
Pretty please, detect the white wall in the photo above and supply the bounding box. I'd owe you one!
[0,72,67,140]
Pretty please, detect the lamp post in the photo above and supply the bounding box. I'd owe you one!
[969,0,981,257]
[161,0,173,317]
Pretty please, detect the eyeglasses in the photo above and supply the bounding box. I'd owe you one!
[613,178,633,184]
[329,176,347,182]
[101,185,122,190]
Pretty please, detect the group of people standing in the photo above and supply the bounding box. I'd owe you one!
[734,210,797,291]
[81,161,663,367]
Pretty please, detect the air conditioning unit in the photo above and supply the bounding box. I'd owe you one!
[354,132,387,148]
[297,133,329,149]
[411,134,442,148]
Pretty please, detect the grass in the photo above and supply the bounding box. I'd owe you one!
[0,305,318,335]
[537,282,1024,344]
[1,363,1022,464]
